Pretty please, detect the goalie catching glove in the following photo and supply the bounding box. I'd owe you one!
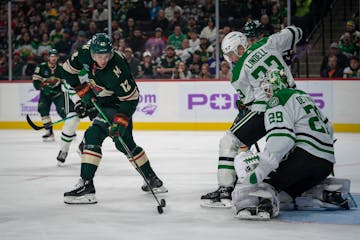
[109,113,129,138]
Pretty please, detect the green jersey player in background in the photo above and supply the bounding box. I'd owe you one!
[201,26,302,208]
[231,69,353,220]
[32,49,80,165]
[61,33,167,204]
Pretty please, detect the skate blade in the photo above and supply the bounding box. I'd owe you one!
[43,137,55,142]
[57,161,65,167]
[64,194,97,204]
[145,186,168,194]
[200,199,232,208]
[235,210,270,220]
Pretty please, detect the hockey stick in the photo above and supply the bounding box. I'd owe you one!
[26,114,77,130]
[90,98,166,214]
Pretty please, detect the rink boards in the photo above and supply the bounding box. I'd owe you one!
[0,79,359,132]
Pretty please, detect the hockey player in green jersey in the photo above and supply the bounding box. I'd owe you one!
[32,49,80,165]
[201,26,302,208]
[232,69,353,220]
[61,33,167,204]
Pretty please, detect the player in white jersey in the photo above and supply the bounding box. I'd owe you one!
[201,26,303,208]
[231,70,353,220]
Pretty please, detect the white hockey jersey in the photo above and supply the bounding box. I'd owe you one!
[248,88,335,183]
[231,26,302,112]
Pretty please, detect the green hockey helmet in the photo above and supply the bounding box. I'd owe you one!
[90,33,113,58]
[243,20,263,38]
[261,69,288,97]
[48,48,58,56]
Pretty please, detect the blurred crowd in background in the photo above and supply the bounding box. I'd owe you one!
[0,0,358,80]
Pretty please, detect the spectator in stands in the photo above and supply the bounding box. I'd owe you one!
[37,33,54,56]
[12,51,25,79]
[122,17,136,39]
[152,9,169,36]
[207,49,224,75]
[175,38,193,63]
[16,32,37,60]
[127,29,146,59]
[144,27,166,61]
[55,28,74,62]
[164,0,183,22]
[260,14,274,36]
[86,20,99,38]
[112,0,126,25]
[92,1,108,30]
[0,51,8,79]
[186,50,202,78]
[320,42,348,75]
[111,20,123,37]
[188,29,200,51]
[341,20,360,50]
[201,0,216,23]
[183,16,199,36]
[168,9,187,31]
[198,63,213,79]
[167,25,187,50]
[219,60,232,80]
[116,39,127,53]
[321,55,344,78]
[194,35,214,65]
[269,2,281,30]
[172,61,192,79]
[343,56,360,78]
[124,47,140,77]
[79,0,92,29]
[23,54,37,77]
[138,51,157,79]
[339,31,358,58]
[182,0,200,21]
[49,20,63,45]
[156,45,181,78]
[127,0,150,21]
[71,31,87,54]
[200,17,217,44]
[148,0,162,21]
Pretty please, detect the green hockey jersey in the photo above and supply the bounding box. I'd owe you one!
[62,44,139,116]
[32,62,63,94]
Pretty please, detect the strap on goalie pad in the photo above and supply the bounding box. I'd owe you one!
[295,178,357,210]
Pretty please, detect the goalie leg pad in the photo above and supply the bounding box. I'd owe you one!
[233,183,279,220]
[295,178,356,210]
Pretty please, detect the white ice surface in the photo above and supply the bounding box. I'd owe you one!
[0,130,359,240]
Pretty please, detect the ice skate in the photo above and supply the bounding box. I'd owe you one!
[42,128,55,142]
[64,179,97,204]
[235,199,273,220]
[56,151,68,166]
[200,186,233,208]
[141,175,168,194]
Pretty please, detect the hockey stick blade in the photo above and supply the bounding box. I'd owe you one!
[26,114,78,131]
[26,114,44,130]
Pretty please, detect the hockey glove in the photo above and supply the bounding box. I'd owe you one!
[109,113,129,138]
[74,100,88,118]
[235,151,259,184]
[75,83,96,106]
[42,85,57,95]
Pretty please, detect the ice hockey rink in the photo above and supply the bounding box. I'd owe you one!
[0,129,359,240]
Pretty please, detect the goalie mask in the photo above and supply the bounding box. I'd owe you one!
[90,33,113,68]
[221,31,248,62]
[261,69,288,98]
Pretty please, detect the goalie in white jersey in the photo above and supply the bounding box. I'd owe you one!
[232,70,354,220]
[201,26,302,208]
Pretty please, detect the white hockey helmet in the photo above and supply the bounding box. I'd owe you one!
[221,31,248,58]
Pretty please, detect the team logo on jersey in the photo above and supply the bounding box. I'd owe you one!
[268,96,279,107]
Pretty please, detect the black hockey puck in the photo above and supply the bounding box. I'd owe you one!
[157,205,163,214]
[160,199,166,207]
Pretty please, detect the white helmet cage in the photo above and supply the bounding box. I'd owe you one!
[221,31,248,58]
